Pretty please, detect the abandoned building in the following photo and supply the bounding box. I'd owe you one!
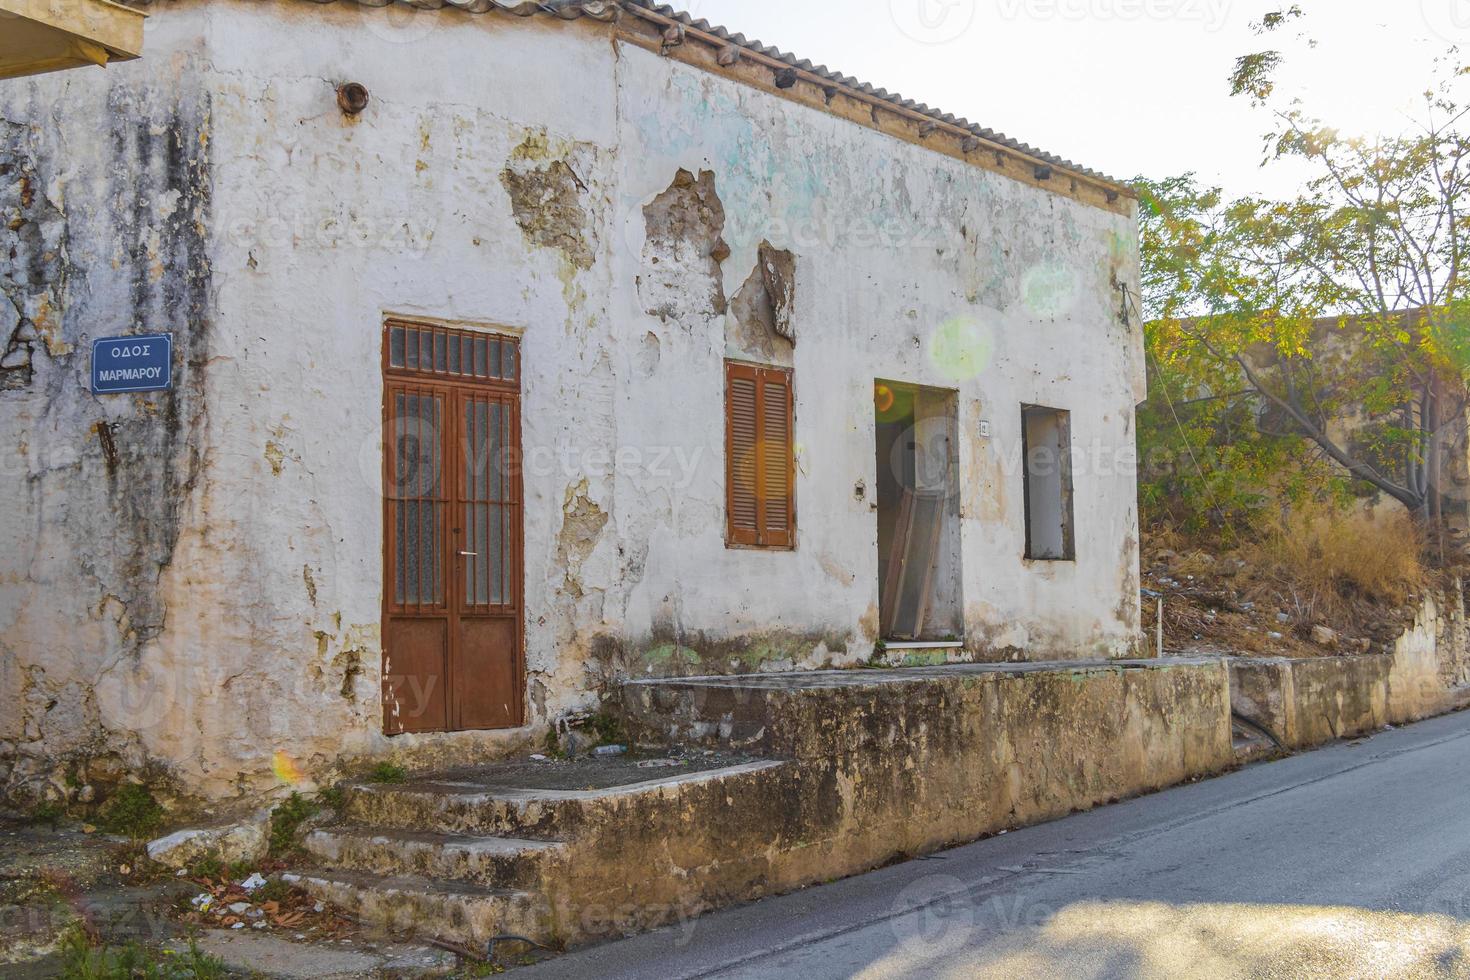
[1,0,1145,801]
[2,0,1148,867]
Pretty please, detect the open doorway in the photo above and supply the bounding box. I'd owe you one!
[874,380,963,642]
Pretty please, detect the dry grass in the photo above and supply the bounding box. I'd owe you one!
[1250,503,1425,620]
[1141,502,1436,658]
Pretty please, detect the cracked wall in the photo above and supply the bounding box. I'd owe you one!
[727,241,796,366]
[0,34,214,807]
[501,129,597,274]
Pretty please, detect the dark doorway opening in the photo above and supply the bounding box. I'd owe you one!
[874,380,963,642]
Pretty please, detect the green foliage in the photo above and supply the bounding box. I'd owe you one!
[96,785,164,840]
[543,728,565,760]
[186,856,252,882]
[1136,48,1470,530]
[1258,4,1303,32]
[254,876,294,904]
[317,785,345,812]
[185,855,224,881]
[59,927,226,980]
[367,762,406,784]
[1229,51,1284,103]
[1230,6,1305,103]
[584,711,625,748]
[30,800,64,827]
[268,792,319,856]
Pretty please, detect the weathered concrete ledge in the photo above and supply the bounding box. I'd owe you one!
[1230,653,1470,751]
[297,634,1470,948]
[294,658,1237,946]
[608,658,1236,921]
[1229,590,1470,750]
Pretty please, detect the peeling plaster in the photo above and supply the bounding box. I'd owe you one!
[727,241,795,365]
[501,130,596,272]
[639,168,728,322]
[557,479,609,600]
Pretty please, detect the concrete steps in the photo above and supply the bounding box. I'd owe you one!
[290,758,789,949]
[338,780,585,839]
[335,761,785,838]
[302,826,565,889]
[280,868,549,950]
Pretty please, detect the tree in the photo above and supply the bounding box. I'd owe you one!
[1138,11,1470,529]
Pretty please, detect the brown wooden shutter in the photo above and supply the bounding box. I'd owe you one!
[725,360,795,549]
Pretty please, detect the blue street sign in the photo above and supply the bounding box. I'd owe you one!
[91,334,173,394]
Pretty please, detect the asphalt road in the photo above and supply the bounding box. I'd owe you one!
[523,708,1470,980]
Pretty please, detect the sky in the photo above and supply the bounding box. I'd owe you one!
[683,0,1467,200]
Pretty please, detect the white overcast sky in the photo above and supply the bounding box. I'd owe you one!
[683,0,1466,200]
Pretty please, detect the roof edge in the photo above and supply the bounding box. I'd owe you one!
[618,1,1136,216]
[119,0,1135,215]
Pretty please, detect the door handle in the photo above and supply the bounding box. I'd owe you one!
[458,551,478,557]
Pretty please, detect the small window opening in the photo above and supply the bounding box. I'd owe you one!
[1022,405,1075,561]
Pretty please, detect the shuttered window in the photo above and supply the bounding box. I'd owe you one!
[725,361,795,549]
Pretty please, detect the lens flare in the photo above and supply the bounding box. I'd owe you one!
[928,316,993,382]
[874,383,896,414]
[874,381,915,424]
[272,750,304,786]
[1021,262,1078,319]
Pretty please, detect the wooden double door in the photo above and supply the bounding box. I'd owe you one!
[381,321,524,734]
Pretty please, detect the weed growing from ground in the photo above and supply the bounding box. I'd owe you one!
[96,785,164,840]
[59,926,226,980]
[367,762,406,784]
[268,792,319,856]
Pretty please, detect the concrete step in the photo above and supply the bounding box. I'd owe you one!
[302,826,565,890]
[338,761,787,838]
[280,868,551,950]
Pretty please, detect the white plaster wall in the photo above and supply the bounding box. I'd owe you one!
[0,0,1143,804]
[196,0,624,784]
[608,46,1144,667]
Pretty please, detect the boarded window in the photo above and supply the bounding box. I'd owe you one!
[726,361,795,549]
[1022,405,1075,561]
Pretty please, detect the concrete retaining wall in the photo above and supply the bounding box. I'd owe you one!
[616,657,1235,917]
[607,591,1470,937]
[1229,588,1470,750]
